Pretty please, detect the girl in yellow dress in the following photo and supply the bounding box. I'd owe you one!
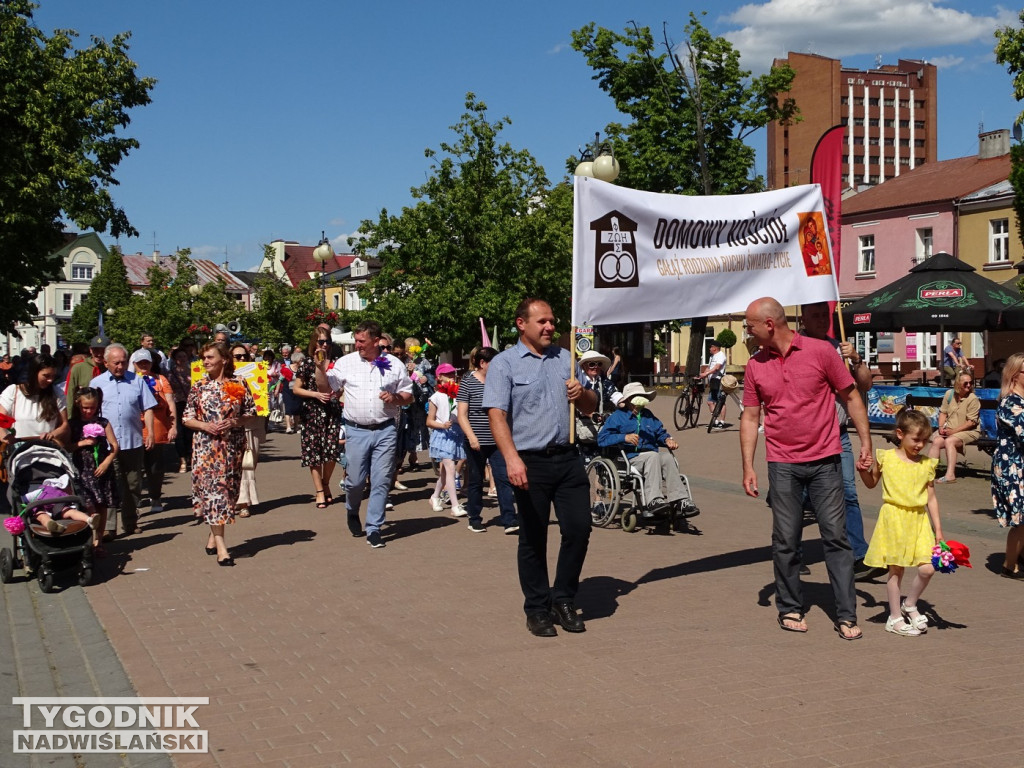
[859,409,943,637]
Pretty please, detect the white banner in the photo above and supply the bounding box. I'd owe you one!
[571,178,839,326]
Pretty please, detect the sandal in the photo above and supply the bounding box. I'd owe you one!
[901,602,928,632]
[315,491,328,509]
[935,476,957,484]
[835,620,863,640]
[777,613,807,633]
[237,510,251,518]
[1000,566,1023,579]
[323,493,333,506]
[884,616,920,636]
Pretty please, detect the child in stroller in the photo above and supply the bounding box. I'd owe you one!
[1,440,95,591]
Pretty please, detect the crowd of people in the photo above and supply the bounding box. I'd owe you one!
[1,297,1023,641]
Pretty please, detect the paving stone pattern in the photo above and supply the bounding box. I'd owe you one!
[3,395,1023,767]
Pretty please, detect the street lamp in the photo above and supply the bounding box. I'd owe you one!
[188,283,202,298]
[574,132,620,183]
[105,307,116,317]
[311,231,335,313]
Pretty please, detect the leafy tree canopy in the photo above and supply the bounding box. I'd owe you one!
[571,13,797,196]
[247,246,326,349]
[0,0,155,335]
[995,13,1024,255]
[354,94,573,351]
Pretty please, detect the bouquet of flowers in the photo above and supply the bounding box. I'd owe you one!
[932,540,972,574]
[223,380,246,404]
[371,356,392,374]
[83,422,105,464]
[4,516,25,535]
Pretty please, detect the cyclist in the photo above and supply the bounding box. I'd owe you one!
[698,340,728,429]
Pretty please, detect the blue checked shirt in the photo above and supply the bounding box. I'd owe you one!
[89,370,158,450]
[483,340,574,451]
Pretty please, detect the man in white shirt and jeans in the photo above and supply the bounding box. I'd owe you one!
[699,340,728,428]
[315,320,413,548]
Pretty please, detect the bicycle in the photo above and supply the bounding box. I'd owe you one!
[672,377,704,431]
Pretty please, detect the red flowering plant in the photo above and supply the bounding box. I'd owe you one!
[305,309,339,325]
[187,324,211,335]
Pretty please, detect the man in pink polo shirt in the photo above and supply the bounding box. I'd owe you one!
[739,297,872,640]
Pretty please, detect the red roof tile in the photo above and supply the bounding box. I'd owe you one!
[280,243,356,288]
[121,254,249,293]
[842,154,1010,217]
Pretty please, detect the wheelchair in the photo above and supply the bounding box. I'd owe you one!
[584,446,700,532]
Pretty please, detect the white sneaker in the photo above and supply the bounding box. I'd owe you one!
[150,502,164,513]
[393,481,408,491]
[385,500,395,511]
[450,504,468,518]
[429,496,444,513]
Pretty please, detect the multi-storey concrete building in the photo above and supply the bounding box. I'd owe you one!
[767,52,937,190]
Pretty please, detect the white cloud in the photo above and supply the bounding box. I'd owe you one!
[547,41,570,55]
[722,0,1018,73]
[927,55,965,69]
[332,231,364,252]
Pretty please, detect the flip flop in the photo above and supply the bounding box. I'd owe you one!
[935,477,957,484]
[834,620,863,641]
[237,510,251,518]
[777,613,807,633]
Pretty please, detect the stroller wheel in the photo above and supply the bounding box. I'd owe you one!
[78,566,93,587]
[38,569,55,593]
[0,548,13,583]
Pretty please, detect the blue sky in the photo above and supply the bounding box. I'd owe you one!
[30,0,1021,270]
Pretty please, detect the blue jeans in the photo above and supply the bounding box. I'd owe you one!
[464,443,517,528]
[344,422,397,536]
[767,456,856,622]
[839,430,868,559]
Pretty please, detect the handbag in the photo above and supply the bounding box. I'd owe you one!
[241,431,256,470]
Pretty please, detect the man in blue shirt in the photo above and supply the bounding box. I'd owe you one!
[90,343,157,537]
[484,298,597,637]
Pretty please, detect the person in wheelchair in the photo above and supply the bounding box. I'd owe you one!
[575,350,624,445]
[596,382,685,516]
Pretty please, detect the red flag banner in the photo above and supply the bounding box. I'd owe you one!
[811,125,845,333]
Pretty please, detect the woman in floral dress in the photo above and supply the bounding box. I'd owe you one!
[992,352,1024,578]
[182,342,256,566]
[292,329,342,508]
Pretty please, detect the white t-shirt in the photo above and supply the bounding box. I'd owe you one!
[708,350,727,379]
[0,384,66,437]
[429,390,455,423]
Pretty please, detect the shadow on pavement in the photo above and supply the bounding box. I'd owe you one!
[384,516,457,541]
[577,575,636,621]
[233,529,317,559]
[636,543,772,586]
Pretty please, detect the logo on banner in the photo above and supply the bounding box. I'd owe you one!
[590,210,639,289]
[918,282,965,303]
[797,212,832,277]
[853,313,872,324]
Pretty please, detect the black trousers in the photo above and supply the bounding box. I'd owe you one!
[513,451,591,614]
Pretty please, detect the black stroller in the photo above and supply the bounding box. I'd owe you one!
[0,440,93,592]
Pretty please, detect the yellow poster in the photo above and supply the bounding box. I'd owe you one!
[190,361,270,416]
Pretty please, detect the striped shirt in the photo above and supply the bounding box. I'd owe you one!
[483,340,573,451]
[457,372,494,446]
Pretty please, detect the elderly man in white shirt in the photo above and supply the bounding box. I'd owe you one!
[315,320,413,548]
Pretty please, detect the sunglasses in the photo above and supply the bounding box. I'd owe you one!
[233,354,247,360]
[381,344,392,350]
[584,362,602,367]
[316,339,329,346]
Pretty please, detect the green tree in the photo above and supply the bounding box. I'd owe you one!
[354,94,573,351]
[995,12,1024,253]
[0,1,155,334]
[572,14,797,375]
[248,248,324,348]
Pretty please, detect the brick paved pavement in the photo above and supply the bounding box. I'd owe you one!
[4,393,1024,767]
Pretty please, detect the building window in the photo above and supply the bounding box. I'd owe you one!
[868,137,879,146]
[868,118,879,127]
[899,99,909,108]
[914,120,925,129]
[71,265,93,280]
[884,98,895,107]
[332,293,340,309]
[853,136,864,145]
[840,96,849,105]
[915,228,933,264]
[62,293,73,312]
[868,97,879,106]
[854,97,864,106]
[914,100,925,108]
[884,119,895,128]
[899,119,910,128]
[991,218,1010,263]
[858,235,876,273]
[853,117,864,127]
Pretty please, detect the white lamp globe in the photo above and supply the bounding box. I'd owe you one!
[593,153,620,182]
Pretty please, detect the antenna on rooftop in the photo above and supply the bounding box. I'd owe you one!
[875,55,882,68]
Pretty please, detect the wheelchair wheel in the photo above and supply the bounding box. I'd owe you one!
[587,456,619,527]
[621,507,638,532]
[673,391,691,431]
